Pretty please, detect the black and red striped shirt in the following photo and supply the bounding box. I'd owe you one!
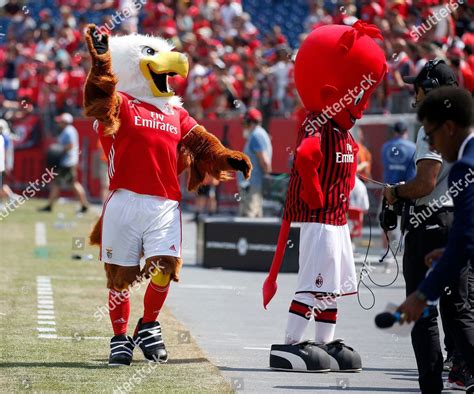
[283,114,358,225]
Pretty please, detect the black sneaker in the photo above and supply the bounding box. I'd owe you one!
[133,318,168,363]
[466,373,474,393]
[77,205,89,215]
[316,339,362,372]
[108,335,135,367]
[447,365,466,390]
[38,205,52,212]
[269,341,331,372]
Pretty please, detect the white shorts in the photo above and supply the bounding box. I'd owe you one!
[296,223,357,296]
[100,189,182,266]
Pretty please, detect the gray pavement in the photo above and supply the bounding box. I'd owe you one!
[167,214,454,393]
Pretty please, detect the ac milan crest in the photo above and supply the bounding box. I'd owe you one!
[315,273,323,288]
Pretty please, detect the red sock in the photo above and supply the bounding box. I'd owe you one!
[109,289,130,336]
[142,281,170,323]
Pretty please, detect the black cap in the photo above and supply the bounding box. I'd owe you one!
[403,59,458,89]
[391,121,408,134]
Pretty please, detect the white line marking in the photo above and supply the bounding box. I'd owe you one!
[37,327,56,332]
[36,276,58,339]
[38,334,57,339]
[37,310,55,315]
[178,284,246,290]
[35,223,47,246]
[37,315,55,320]
[244,347,271,351]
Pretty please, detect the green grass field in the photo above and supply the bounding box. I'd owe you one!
[0,199,231,393]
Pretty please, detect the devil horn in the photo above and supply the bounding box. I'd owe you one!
[352,20,384,41]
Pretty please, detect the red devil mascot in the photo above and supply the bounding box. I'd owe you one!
[263,21,387,372]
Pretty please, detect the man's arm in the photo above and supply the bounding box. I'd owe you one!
[255,151,271,174]
[418,162,474,300]
[384,159,441,204]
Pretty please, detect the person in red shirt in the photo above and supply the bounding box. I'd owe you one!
[84,25,251,367]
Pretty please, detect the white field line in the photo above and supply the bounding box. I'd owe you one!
[35,222,47,246]
[36,276,57,339]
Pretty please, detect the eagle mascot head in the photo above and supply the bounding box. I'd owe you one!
[108,33,189,111]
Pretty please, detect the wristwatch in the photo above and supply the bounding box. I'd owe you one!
[415,290,427,302]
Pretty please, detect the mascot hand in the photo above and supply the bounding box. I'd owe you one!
[224,150,252,179]
[295,137,324,209]
[85,24,109,59]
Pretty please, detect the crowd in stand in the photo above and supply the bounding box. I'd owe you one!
[1,0,473,126]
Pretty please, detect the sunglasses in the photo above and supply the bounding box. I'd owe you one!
[423,122,444,145]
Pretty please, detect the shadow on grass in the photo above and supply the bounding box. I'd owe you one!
[0,358,209,369]
[0,362,109,369]
[91,357,210,365]
[273,386,419,392]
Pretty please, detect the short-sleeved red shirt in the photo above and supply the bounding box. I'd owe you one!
[97,92,197,201]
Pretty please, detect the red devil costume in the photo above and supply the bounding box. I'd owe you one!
[264,21,387,372]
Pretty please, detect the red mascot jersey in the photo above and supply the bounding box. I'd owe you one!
[96,92,197,201]
[283,113,358,225]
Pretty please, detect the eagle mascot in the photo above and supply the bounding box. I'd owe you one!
[262,21,387,372]
[84,25,251,366]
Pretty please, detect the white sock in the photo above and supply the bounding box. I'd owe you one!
[284,293,314,344]
[314,297,337,344]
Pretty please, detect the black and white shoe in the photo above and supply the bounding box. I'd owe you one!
[316,339,362,372]
[133,318,168,363]
[466,373,474,393]
[108,335,135,366]
[270,341,331,372]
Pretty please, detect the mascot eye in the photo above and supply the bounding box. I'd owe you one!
[354,90,365,105]
[142,46,156,56]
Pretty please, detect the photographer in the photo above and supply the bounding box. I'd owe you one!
[398,86,474,393]
[238,108,272,218]
[382,60,460,393]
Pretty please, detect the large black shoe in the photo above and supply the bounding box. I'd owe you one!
[37,205,52,212]
[447,365,466,391]
[270,341,331,372]
[466,373,474,393]
[316,339,362,372]
[108,335,135,366]
[133,318,168,363]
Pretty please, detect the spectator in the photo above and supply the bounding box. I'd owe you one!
[356,127,373,181]
[382,121,416,185]
[38,113,88,214]
[194,175,219,221]
[238,109,272,218]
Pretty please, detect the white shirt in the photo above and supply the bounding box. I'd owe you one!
[0,135,5,173]
[458,132,474,160]
[414,126,453,207]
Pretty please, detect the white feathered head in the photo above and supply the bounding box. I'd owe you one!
[109,33,189,109]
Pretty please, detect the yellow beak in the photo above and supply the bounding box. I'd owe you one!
[140,52,189,97]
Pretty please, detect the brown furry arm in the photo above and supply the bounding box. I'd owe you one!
[84,24,120,136]
[182,125,252,191]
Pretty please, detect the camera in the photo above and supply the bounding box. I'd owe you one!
[379,196,408,233]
